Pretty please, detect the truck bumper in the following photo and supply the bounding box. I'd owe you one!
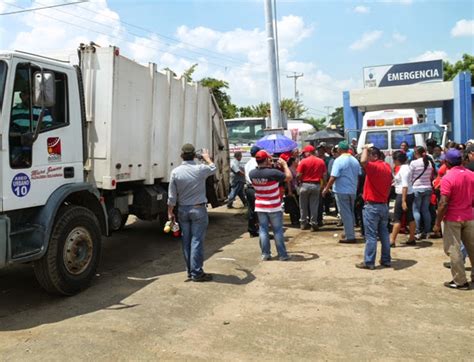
[0,215,10,268]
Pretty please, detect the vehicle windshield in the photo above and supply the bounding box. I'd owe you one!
[0,61,6,113]
[226,119,265,144]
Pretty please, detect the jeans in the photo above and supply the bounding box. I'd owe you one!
[413,188,432,234]
[178,205,209,279]
[228,181,246,207]
[299,183,320,226]
[335,193,356,240]
[363,203,391,266]
[245,186,258,234]
[257,211,288,259]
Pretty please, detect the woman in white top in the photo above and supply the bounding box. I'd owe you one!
[409,146,436,239]
[390,151,416,247]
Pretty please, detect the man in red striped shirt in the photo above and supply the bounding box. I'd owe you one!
[249,150,293,261]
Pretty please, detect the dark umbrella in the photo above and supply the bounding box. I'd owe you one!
[305,129,344,143]
[407,123,443,134]
[255,134,298,154]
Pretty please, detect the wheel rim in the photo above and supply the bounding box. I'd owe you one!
[63,227,94,275]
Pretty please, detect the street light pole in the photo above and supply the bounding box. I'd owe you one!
[264,0,281,129]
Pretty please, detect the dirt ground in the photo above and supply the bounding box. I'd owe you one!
[0,205,472,361]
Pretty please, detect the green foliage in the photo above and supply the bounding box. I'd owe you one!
[304,117,326,131]
[281,98,307,118]
[183,63,198,82]
[443,54,474,83]
[328,107,344,128]
[200,77,237,119]
[237,98,306,119]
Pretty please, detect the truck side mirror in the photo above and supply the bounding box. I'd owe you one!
[33,71,55,107]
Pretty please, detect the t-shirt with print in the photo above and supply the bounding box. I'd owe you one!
[249,167,286,213]
[440,166,474,222]
[394,164,413,195]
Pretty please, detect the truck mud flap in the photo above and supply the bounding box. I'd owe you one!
[0,215,10,268]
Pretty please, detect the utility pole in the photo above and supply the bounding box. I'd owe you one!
[287,72,304,101]
[264,0,281,129]
[324,106,333,125]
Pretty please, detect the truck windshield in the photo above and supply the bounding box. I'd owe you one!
[0,61,6,112]
[226,119,266,144]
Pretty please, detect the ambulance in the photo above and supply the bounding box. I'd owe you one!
[356,109,446,164]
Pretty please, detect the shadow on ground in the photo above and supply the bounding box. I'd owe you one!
[0,209,248,331]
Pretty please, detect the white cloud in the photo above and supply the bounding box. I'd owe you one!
[410,50,448,62]
[451,19,474,37]
[349,30,383,50]
[393,32,406,43]
[354,6,370,14]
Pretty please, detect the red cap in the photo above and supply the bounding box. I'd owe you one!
[255,150,272,161]
[302,145,315,153]
[279,152,291,162]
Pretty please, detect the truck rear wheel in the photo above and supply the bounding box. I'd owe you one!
[34,205,102,295]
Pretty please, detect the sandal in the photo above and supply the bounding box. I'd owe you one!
[390,242,396,248]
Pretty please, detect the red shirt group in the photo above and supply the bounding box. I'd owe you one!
[296,155,327,182]
[363,160,392,203]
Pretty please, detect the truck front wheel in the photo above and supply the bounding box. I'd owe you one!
[34,205,102,295]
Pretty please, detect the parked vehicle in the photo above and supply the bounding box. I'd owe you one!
[0,43,229,295]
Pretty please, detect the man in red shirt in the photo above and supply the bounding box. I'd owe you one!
[433,149,474,290]
[356,146,393,270]
[296,145,327,231]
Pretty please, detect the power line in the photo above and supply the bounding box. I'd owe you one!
[0,1,88,15]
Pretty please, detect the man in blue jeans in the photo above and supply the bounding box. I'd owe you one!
[322,141,361,243]
[356,146,393,270]
[168,144,217,282]
[249,150,292,261]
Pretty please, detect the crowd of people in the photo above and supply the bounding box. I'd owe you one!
[167,139,474,291]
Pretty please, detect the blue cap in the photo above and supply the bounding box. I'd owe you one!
[250,145,262,157]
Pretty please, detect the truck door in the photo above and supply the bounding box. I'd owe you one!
[3,61,82,211]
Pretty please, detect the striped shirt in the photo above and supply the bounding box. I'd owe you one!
[410,157,434,190]
[249,167,285,213]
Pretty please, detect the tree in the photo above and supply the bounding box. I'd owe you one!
[183,63,198,82]
[328,107,344,128]
[443,54,474,83]
[200,77,237,119]
[304,117,326,131]
[280,98,307,119]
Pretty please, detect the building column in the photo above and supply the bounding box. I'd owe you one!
[452,71,473,143]
[343,91,362,130]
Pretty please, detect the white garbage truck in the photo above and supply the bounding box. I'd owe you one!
[0,43,230,295]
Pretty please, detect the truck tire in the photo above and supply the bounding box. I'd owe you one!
[33,205,102,295]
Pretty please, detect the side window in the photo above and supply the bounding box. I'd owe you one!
[366,131,388,150]
[9,63,69,169]
[391,130,415,149]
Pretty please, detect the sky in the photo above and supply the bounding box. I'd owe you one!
[0,0,473,119]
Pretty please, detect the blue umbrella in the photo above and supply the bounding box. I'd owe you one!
[255,134,298,154]
[407,123,443,134]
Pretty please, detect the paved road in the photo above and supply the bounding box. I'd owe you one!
[0,207,472,360]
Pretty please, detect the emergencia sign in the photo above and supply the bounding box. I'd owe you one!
[363,60,443,88]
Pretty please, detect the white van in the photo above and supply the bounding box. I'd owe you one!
[357,109,425,164]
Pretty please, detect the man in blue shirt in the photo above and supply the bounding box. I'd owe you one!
[168,144,217,282]
[322,141,361,243]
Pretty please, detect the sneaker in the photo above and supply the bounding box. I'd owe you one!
[415,233,426,241]
[311,224,319,232]
[355,262,375,270]
[191,273,213,282]
[279,255,291,261]
[379,261,391,268]
[443,280,470,290]
[249,232,259,238]
[261,254,272,261]
[300,224,310,230]
[339,239,356,244]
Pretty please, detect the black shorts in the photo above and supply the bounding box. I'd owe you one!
[393,193,415,223]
